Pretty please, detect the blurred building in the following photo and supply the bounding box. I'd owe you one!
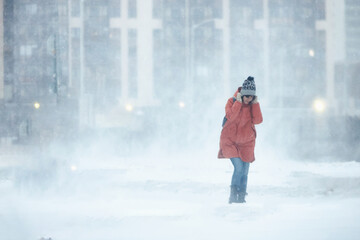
[0,0,359,152]
[0,0,75,144]
[153,0,227,110]
[332,0,360,117]
[0,0,3,100]
[3,1,60,103]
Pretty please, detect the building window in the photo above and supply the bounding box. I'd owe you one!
[128,0,137,18]
[99,6,108,16]
[20,45,36,57]
[153,0,162,19]
[71,0,80,17]
[26,4,37,15]
[59,5,67,16]
[301,7,313,19]
[165,8,172,18]
[109,0,121,17]
[315,0,325,20]
[204,7,213,18]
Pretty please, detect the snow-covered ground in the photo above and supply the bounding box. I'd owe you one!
[1,146,360,240]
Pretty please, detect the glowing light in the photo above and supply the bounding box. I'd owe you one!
[34,102,41,109]
[70,165,77,171]
[309,49,315,57]
[178,101,186,108]
[313,99,326,113]
[125,104,134,112]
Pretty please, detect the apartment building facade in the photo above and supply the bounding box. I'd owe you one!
[0,0,358,147]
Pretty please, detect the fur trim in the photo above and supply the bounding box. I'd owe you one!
[236,92,242,102]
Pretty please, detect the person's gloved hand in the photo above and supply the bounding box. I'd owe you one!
[252,96,258,104]
[236,92,242,102]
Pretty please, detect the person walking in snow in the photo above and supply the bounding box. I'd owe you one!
[218,76,263,203]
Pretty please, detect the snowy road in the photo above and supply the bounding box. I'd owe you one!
[1,150,360,240]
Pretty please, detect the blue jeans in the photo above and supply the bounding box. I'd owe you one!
[230,158,250,193]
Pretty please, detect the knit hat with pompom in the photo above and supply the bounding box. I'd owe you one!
[240,76,256,96]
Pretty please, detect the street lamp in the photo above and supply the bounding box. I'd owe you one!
[178,101,186,108]
[125,104,134,112]
[309,49,315,57]
[313,98,326,113]
[34,102,41,109]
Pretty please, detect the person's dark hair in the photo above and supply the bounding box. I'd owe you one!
[241,95,255,104]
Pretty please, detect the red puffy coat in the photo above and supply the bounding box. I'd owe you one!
[218,90,263,162]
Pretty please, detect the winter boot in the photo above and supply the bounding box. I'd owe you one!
[228,185,238,204]
[236,191,246,203]
[231,186,246,203]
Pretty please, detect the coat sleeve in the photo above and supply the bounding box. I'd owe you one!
[251,102,263,124]
[225,98,242,123]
